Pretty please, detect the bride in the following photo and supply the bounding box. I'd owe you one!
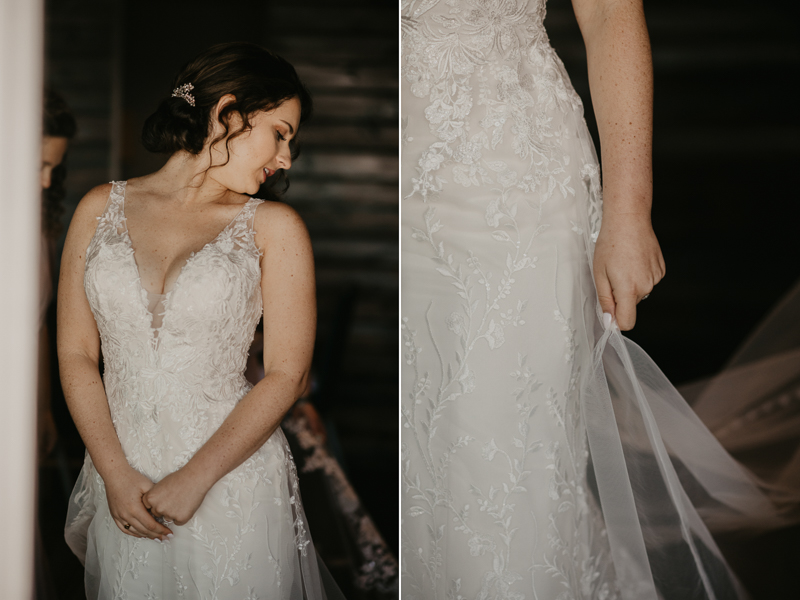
[58,43,339,598]
[401,0,787,598]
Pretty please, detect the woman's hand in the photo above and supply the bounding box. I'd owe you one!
[104,466,173,540]
[593,212,665,331]
[142,467,210,527]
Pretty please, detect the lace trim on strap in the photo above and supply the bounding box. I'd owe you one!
[87,181,127,250]
[226,197,264,259]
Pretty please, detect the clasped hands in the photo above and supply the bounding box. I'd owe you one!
[105,465,210,541]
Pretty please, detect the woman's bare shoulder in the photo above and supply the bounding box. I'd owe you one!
[253,200,310,244]
[63,183,114,250]
[73,183,114,222]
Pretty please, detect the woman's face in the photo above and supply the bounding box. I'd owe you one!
[41,136,68,190]
[212,96,301,195]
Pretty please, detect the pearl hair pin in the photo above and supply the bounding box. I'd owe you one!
[172,83,195,107]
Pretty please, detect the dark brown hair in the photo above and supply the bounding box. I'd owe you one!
[42,88,77,239]
[141,42,312,195]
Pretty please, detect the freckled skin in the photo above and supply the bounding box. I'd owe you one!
[57,96,316,539]
[572,0,665,330]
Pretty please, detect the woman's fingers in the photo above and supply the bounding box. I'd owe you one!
[592,212,665,332]
[594,268,616,319]
[141,491,166,523]
[129,513,170,539]
[113,516,144,538]
[114,508,172,540]
[615,291,638,331]
[142,469,207,527]
[137,507,173,538]
[103,468,173,540]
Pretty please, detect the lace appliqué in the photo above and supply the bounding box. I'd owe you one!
[66,181,320,598]
[401,2,617,599]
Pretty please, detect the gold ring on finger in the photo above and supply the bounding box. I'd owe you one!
[123,523,131,530]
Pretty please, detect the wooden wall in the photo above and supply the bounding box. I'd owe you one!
[45,0,120,227]
[263,2,398,545]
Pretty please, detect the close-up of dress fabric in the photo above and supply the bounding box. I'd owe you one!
[399,1,792,598]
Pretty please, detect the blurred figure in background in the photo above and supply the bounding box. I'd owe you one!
[38,88,76,462]
[35,88,76,600]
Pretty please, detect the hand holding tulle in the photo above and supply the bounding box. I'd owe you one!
[593,213,665,331]
[104,466,173,540]
[142,467,209,527]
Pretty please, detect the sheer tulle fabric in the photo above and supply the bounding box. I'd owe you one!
[65,181,336,599]
[65,431,331,599]
[400,1,788,598]
[681,278,800,509]
[582,320,786,599]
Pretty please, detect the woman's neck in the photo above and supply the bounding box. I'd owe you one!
[142,151,238,207]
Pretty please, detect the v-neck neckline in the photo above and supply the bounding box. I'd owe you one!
[119,181,254,297]
[115,181,254,349]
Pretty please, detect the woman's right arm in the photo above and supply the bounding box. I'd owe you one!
[57,184,171,541]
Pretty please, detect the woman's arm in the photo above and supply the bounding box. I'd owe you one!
[143,202,316,525]
[58,184,172,540]
[572,0,665,330]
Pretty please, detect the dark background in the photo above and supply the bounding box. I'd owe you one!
[545,0,800,598]
[40,0,397,597]
[546,0,800,383]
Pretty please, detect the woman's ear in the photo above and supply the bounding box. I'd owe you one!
[209,93,240,137]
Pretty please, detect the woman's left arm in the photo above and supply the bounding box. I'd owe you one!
[143,202,315,525]
[572,0,665,330]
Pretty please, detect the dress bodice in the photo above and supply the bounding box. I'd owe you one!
[401,0,603,239]
[84,181,264,477]
[401,0,561,91]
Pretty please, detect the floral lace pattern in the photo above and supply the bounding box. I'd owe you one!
[65,181,321,599]
[401,1,618,598]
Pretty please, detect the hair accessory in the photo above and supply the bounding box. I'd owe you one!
[172,83,195,107]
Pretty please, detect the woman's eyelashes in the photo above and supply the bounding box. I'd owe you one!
[276,130,287,142]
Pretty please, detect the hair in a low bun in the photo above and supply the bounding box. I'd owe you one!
[141,42,312,192]
[141,94,209,155]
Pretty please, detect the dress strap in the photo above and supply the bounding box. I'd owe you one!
[219,197,265,257]
[107,180,127,209]
[229,197,265,246]
[238,197,265,231]
[95,180,127,236]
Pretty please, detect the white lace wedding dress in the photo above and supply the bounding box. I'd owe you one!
[400,1,785,599]
[65,181,333,599]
